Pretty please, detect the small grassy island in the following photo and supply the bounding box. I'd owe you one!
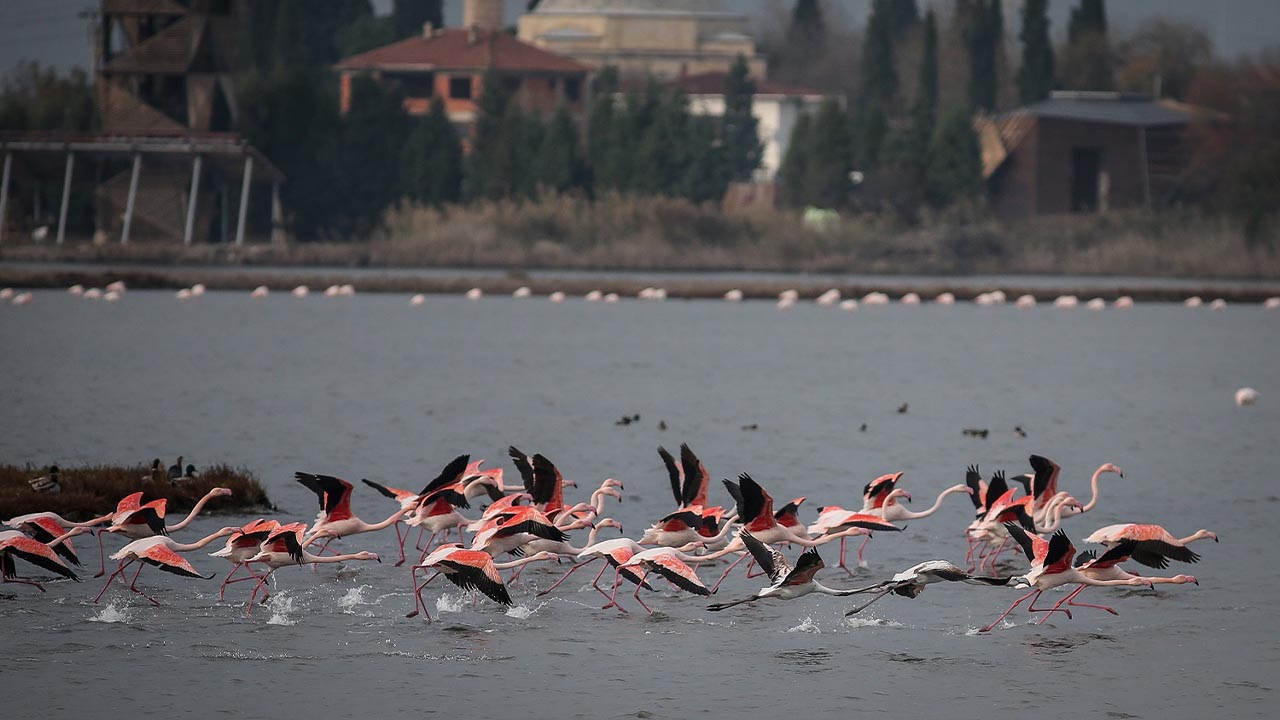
[0,463,274,521]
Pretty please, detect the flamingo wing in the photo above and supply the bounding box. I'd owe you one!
[507,447,536,493]
[680,444,709,508]
[439,554,512,606]
[418,454,471,496]
[1029,454,1061,502]
[646,553,710,596]
[0,537,79,580]
[783,548,824,586]
[1042,530,1075,573]
[265,525,305,564]
[24,517,81,566]
[135,505,168,536]
[964,465,985,511]
[734,474,774,526]
[531,454,564,510]
[362,478,417,504]
[836,513,902,533]
[658,509,700,531]
[739,529,788,584]
[1002,522,1040,564]
[1077,540,1137,569]
[311,474,355,521]
[497,517,570,543]
[658,446,684,507]
[139,543,209,579]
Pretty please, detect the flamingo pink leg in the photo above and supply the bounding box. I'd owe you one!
[856,535,871,568]
[2,575,46,591]
[124,564,160,606]
[406,569,441,620]
[632,581,654,615]
[710,552,748,593]
[1027,590,1073,621]
[1056,585,1120,616]
[537,558,595,597]
[416,531,440,564]
[837,536,854,576]
[414,526,427,551]
[93,531,107,578]
[605,567,627,613]
[93,560,129,603]
[980,588,1039,632]
[744,558,762,579]
[393,522,408,567]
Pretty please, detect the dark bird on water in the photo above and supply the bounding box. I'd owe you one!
[897,403,909,414]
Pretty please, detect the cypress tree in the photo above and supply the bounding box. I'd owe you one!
[681,115,729,203]
[721,55,762,182]
[962,0,1001,112]
[788,0,826,51]
[919,9,939,124]
[633,89,691,195]
[464,71,513,199]
[401,98,461,206]
[859,99,887,170]
[862,5,897,105]
[392,0,444,37]
[1062,0,1113,90]
[924,107,983,208]
[804,98,853,209]
[779,112,812,207]
[534,104,581,193]
[1018,0,1055,104]
[336,76,408,235]
[1068,0,1108,43]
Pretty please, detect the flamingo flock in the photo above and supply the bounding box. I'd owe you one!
[2,445,1213,632]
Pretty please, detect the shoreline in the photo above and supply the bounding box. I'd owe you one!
[3,261,1280,302]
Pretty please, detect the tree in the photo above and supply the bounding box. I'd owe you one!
[788,0,826,53]
[878,0,920,36]
[0,61,96,131]
[392,0,443,37]
[238,0,373,72]
[919,9,939,123]
[721,55,762,182]
[465,71,514,199]
[804,98,853,208]
[632,89,692,195]
[401,98,461,206]
[924,107,982,208]
[779,112,812,207]
[587,68,631,192]
[1018,0,1055,104]
[961,0,1002,112]
[334,76,408,235]
[862,3,898,105]
[681,115,729,202]
[1061,0,1113,90]
[534,104,582,193]
[1115,19,1212,100]
[859,99,887,170]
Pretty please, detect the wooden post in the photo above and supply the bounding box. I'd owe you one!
[121,152,141,244]
[270,181,284,245]
[0,151,11,244]
[184,154,202,246]
[235,155,253,245]
[56,151,75,245]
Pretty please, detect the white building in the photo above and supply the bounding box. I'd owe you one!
[671,72,829,181]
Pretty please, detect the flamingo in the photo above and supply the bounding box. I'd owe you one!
[608,545,711,614]
[94,487,233,576]
[5,511,112,567]
[877,484,971,522]
[1026,542,1198,624]
[406,544,557,620]
[1083,524,1217,569]
[841,560,1010,615]
[94,526,240,606]
[1034,461,1122,526]
[522,518,623,558]
[979,524,1152,633]
[242,523,380,615]
[535,537,702,603]
[806,505,905,573]
[641,444,736,547]
[293,472,406,562]
[208,518,281,600]
[360,454,474,563]
[469,506,573,558]
[706,530,867,612]
[507,448,593,525]
[0,526,89,591]
[773,497,806,530]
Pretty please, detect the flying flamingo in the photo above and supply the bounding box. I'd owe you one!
[979,524,1151,633]
[94,526,240,606]
[208,518,281,600]
[1027,456,1122,525]
[406,544,558,621]
[293,472,407,562]
[773,497,807,531]
[4,512,106,567]
[360,454,475,563]
[608,545,711,614]
[468,506,574,558]
[1083,523,1217,568]
[535,537,702,603]
[806,505,905,573]
[92,487,233,576]
[706,530,868,611]
[0,526,89,590]
[840,560,1010,615]
[639,444,737,547]
[1027,542,1198,624]
[241,523,380,614]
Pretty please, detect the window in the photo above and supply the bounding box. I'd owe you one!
[388,71,434,99]
[449,76,472,99]
[564,78,581,103]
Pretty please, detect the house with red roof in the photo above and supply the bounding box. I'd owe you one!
[334,6,590,132]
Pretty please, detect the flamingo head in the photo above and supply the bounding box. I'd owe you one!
[596,518,623,533]
[601,477,624,491]
[216,526,240,537]
[563,479,578,489]
[209,487,233,498]
[1009,576,1032,589]
[678,539,707,553]
[1100,463,1123,478]
[355,551,381,563]
[1195,529,1218,543]
[1174,574,1198,585]
[527,551,559,562]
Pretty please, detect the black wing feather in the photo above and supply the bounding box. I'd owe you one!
[1002,522,1036,562]
[679,444,706,507]
[362,478,400,500]
[965,464,983,510]
[530,454,559,506]
[1029,454,1058,501]
[658,446,683,507]
[1043,529,1073,569]
[508,446,536,492]
[420,454,470,496]
[8,547,79,581]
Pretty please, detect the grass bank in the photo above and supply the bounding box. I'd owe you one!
[0,463,274,522]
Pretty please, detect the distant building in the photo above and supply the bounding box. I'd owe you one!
[672,71,827,181]
[335,2,589,132]
[978,91,1210,220]
[1,0,283,246]
[518,0,766,82]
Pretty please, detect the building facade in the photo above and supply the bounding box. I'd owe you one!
[518,0,766,81]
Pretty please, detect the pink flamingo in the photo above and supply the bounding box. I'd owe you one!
[92,487,233,576]
[1083,523,1217,568]
[208,518,281,600]
[806,505,905,573]
[608,545,711,614]
[242,523,380,615]
[4,512,102,568]
[293,472,406,562]
[406,544,557,621]
[94,526,240,606]
[0,526,89,590]
[979,524,1151,633]
[1029,456,1123,526]
[535,537,702,603]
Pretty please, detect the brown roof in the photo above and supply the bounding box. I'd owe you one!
[670,72,825,98]
[335,29,588,74]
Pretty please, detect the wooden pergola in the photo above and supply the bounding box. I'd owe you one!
[0,132,284,246]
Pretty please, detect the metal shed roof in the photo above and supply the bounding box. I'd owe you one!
[1016,92,1194,127]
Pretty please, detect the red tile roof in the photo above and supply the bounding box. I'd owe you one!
[670,72,825,98]
[335,29,588,74]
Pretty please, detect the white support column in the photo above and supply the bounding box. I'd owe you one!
[270,181,284,245]
[56,151,75,245]
[0,151,12,244]
[235,155,253,246]
[184,154,202,246]
[121,152,141,244]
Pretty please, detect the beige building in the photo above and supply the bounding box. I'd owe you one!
[517,0,766,81]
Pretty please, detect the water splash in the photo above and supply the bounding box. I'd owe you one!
[89,601,132,624]
[786,616,822,633]
[265,592,296,626]
[338,585,368,614]
[506,602,546,619]
[844,615,906,629]
[435,593,466,614]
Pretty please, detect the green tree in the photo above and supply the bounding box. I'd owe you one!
[1061,0,1113,90]
[632,89,692,195]
[401,98,461,206]
[681,115,729,202]
[788,0,826,52]
[465,71,514,199]
[859,99,887,170]
[335,76,408,235]
[1115,19,1212,100]
[804,98,853,208]
[534,104,582,193]
[392,0,444,37]
[239,0,373,71]
[721,55,762,182]
[0,62,96,131]
[961,0,1002,112]
[587,69,631,192]
[919,9,939,124]
[862,4,898,105]
[779,112,812,207]
[1068,0,1108,43]
[879,0,920,36]
[1018,0,1056,103]
[924,107,982,208]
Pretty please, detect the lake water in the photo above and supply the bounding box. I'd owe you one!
[1,290,1277,718]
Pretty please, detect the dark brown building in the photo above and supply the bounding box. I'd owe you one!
[979,92,1204,220]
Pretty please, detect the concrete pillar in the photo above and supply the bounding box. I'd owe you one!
[121,152,142,245]
[0,151,11,244]
[184,154,202,246]
[56,151,75,245]
[235,155,253,245]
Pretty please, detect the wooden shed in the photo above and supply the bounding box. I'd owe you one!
[978,92,1204,220]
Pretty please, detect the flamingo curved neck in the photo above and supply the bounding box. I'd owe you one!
[898,486,966,520]
[494,554,549,571]
[366,509,405,532]
[1037,497,1067,532]
[302,550,370,564]
[1080,466,1108,513]
[169,529,234,552]
[165,491,220,532]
